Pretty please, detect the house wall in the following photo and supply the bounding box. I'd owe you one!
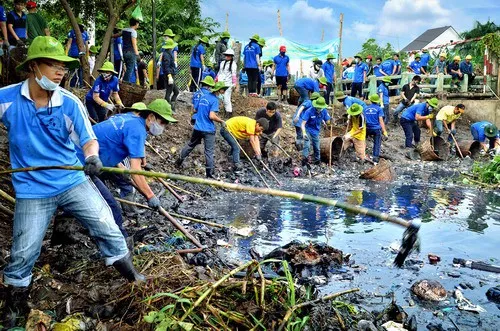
[425,28,462,49]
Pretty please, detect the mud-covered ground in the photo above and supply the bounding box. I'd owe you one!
[0,90,498,330]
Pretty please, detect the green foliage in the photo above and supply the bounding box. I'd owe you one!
[358,38,396,60]
[480,33,500,57]
[456,20,500,62]
[472,156,500,185]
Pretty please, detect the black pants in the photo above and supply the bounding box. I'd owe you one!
[246,68,259,94]
[257,72,262,95]
[86,99,107,123]
[165,78,179,111]
[180,130,216,172]
[351,82,363,98]
[400,118,420,148]
[190,67,202,92]
[325,82,334,105]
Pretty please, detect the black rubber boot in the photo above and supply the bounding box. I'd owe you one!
[206,168,215,179]
[113,253,146,282]
[175,157,183,168]
[2,285,31,328]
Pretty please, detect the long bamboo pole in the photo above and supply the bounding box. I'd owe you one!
[157,177,184,202]
[269,140,291,158]
[0,166,413,228]
[258,159,281,186]
[446,127,464,158]
[0,188,15,204]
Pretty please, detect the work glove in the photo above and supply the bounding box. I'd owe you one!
[167,74,174,85]
[147,195,161,209]
[202,65,206,71]
[450,129,457,136]
[174,62,178,68]
[221,121,227,128]
[271,135,279,145]
[84,155,103,176]
[103,102,115,112]
[295,139,304,152]
[115,103,125,110]
[427,113,435,119]
[255,154,262,161]
[143,163,153,171]
[16,39,25,47]
[343,133,352,140]
[382,131,389,141]
[2,41,10,49]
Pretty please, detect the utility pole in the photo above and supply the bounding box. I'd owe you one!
[277,9,283,36]
[225,12,229,31]
[152,0,157,89]
[338,13,344,66]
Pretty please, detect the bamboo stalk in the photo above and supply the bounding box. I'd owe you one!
[0,188,15,204]
[259,159,281,186]
[179,260,257,322]
[165,182,202,198]
[0,166,412,228]
[277,288,360,331]
[445,127,464,158]
[256,263,266,308]
[145,141,165,160]
[0,203,13,216]
[270,140,291,158]
[158,206,203,248]
[157,177,184,202]
[226,130,271,188]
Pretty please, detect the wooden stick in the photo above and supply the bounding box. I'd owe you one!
[158,206,203,248]
[0,188,15,204]
[145,141,165,160]
[157,177,184,202]
[0,203,13,216]
[226,130,271,188]
[259,159,281,186]
[445,127,464,158]
[0,166,413,228]
[270,140,291,158]
[165,182,202,198]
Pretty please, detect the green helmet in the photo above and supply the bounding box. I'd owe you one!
[199,36,210,45]
[221,31,231,39]
[326,53,335,60]
[17,36,80,72]
[162,39,176,50]
[250,34,260,41]
[98,61,118,75]
[163,28,175,37]
[148,99,177,123]
[258,38,266,47]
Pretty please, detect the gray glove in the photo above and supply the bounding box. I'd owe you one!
[221,121,227,128]
[104,103,115,111]
[295,139,304,152]
[271,135,279,144]
[147,195,161,209]
[84,155,102,176]
[255,154,262,161]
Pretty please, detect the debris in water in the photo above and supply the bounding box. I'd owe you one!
[381,321,406,331]
[428,253,441,265]
[486,286,500,304]
[455,289,486,313]
[411,279,447,301]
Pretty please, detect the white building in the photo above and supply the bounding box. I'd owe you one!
[401,26,462,53]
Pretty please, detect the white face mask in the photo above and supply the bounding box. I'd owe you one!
[365,59,370,63]
[35,66,60,91]
[102,73,112,81]
[354,58,360,64]
[329,59,334,63]
[149,120,165,136]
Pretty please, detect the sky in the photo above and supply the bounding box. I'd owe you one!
[201,0,500,56]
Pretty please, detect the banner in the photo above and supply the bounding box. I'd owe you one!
[260,37,340,61]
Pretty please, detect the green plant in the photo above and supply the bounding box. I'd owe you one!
[472,155,500,185]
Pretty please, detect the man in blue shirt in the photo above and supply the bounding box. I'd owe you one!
[243,34,261,96]
[0,3,8,48]
[470,121,500,152]
[113,25,124,77]
[351,54,368,98]
[300,97,331,165]
[335,91,367,109]
[460,55,475,90]
[0,37,143,326]
[408,54,427,74]
[400,98,438,148]
[293,92,320,150]
[122,18,140,83]
[191,76,214,125]
[373,57,383,78]
[377,76,391,124]
[6,0,27,48]
[85,61,124,123]
[379,57,394,77]
[273,45,290,102]
[391,53,402,96]
[365,94,388,163]
[322,53,336,105]
[189,36,209,92]
[294,76,326,105]
[177,81,228,178]
[420,49,430,73]
[65,24,89,87]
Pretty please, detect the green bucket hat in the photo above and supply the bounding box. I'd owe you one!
[221,31,231,38]
[382,76,392,83]
[211,81,229,93]
[148,99,177,123]
[200,76,215,87]
[98,61,118,75]
[347,104,363,116]
[258,38,266,47]
[162,39,176,50]
[163,28,175,37]
[312,97,327,110]
[312,57,319,62]
[335,91,347,100]
[484,124,498,138]
[354,54,363,59]
[415,54,421,59]
[123,102,150,113]
[200,36,210,44]
[427,97,439,108]
[89,45,99,54]
[368,94,380,104]
[326,53,335,60]
[250,34,260,41]
[318,77,327,85]
[310,92,321,100]
[17,36,80,72]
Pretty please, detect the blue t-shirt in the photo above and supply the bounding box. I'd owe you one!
[7,10,27,44]
[301,107,331,136]
[77,113,146,167]
[190,43,206,68]
[343,96,366,108]
[0,81,95,198]
[471,121,499,142]
[293,100,312,128]
[377,83,389,105]
[67,29,89,57]
[420,53,430,66]
[322,61,335,83]
[353,62,368,83]
[373,64,383,77]
[394,59,402,74]
[274,54,290,77]
[243,42,260,69]
[114,37,123,60]
[460,61,473,74]
[201,68,216,80]
[194,92,219,133]
[191,87,210,121]
[295,78,320,92]
[0,6,6,22]
[364,104,384,129]
[85,75,119,102]
[409,60,422,74]
[239,71,248,85]
[402,103,430,121]
[380,59,394,76]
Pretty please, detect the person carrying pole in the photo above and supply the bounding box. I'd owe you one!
[0,36,145,327]
[220,116,269,171]
[300,97,331,166]
[177,82,228,178]
[434,104,465,143]
[255,101,283,158]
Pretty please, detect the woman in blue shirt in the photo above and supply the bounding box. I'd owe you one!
[85,61,124,123]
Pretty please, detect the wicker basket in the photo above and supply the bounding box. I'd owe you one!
[360,158,396,181]
[2,46,28,85]
[419,136,450,161]
[287,87,300,106]
[119,82,147,107]
[457,140,481,159]
[319,137,343,162]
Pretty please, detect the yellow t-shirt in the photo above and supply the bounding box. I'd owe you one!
[436,105,461,122]
[227,116,257,140]
[349,114,367,141]
[147,60,154,86]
